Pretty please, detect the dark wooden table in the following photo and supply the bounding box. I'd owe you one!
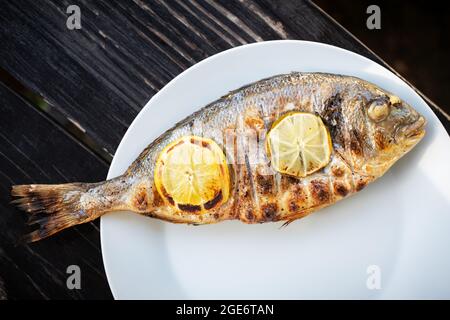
[0,0,448,300]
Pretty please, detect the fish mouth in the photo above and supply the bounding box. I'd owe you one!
[400,115,426,140]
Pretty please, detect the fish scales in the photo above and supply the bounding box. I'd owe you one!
[11,72,426,242]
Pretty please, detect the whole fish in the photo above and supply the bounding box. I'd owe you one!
[12,72,426,242]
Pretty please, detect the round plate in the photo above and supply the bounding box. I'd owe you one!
[101,40,450,299]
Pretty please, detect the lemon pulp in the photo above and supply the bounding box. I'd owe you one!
[266,112,332,178]
[154,136,229,212]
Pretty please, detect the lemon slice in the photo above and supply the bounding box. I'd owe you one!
[154,136,230,213]
[266,112,332,178]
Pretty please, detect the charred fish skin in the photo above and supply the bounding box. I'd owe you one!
[126,72,425,222]
[11,72,426,241]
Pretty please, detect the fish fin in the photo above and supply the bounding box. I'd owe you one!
[280,219,296,228]
[11,183,96,242]
[279,211,312,228]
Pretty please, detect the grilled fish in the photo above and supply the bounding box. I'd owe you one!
[11,72,426,242]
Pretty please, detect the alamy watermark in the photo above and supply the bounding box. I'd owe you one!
[66,265,81,290]
[366,264,381,290]
[66,5,81,30]
[366,5,381,30]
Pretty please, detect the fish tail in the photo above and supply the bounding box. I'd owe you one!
[11,180,121,242]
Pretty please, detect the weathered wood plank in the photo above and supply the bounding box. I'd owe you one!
[0,0,448,300]
[2,0,445,157]
[0,82,112,299]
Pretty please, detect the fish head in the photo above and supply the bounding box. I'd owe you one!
[368,95,425,145]
[364,94,426,172]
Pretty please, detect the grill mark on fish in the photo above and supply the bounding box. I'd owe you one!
[245,153,259,211]
[245,208,255,222]
[235,108,257,221]
[270,89,286,200]
[310,179,331,204]
[133,187,148,211]
[277,182,296,216]
[257,100,278,203]
[334,181,350,197]
[355,175,371,192]
[225,125,239,220]
[256,173,273,194]
[225,128,239,217]
[261,202,278,221]
[243,104,262,214]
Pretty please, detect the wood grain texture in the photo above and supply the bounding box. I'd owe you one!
[0,0,448,300]
[0,82,112,299]
[2,0,445,157]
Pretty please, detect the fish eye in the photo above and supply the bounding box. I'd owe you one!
[368,100,390,122]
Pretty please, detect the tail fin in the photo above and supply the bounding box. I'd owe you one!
[11,182,106,242]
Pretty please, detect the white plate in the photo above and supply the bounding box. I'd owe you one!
[101,40,450,299]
